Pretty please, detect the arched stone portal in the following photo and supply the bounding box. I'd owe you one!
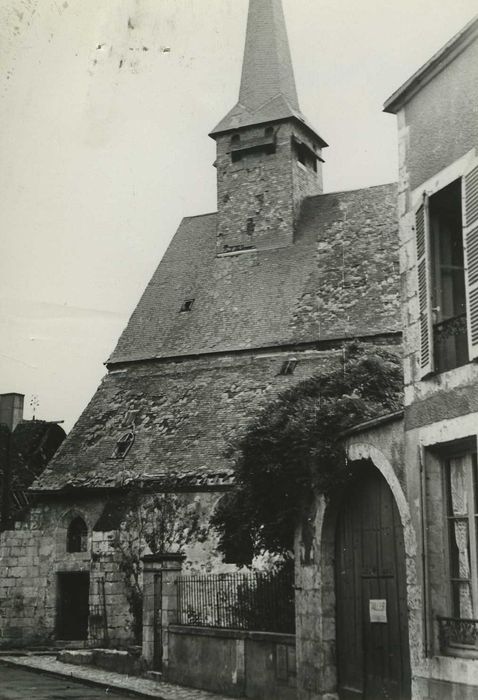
[334,461,411,699]
[304,445,421,700]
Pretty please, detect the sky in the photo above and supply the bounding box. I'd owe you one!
[1,0,476,431]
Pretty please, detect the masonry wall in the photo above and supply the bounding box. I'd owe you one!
[215,121,322,253]
[295,418,418,700]
[168,626,296,700]
[402,38,478,193]
[0,491,226,648]
[396,32,478,700]
[397,37,478,407]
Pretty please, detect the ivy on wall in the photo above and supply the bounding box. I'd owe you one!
[112,491,208,643]
[212,342,403,565]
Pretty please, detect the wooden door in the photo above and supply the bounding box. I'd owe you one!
[335,464,411,700]
[57,572,90,640]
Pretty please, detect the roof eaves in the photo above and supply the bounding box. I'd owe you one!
[384,15,478,114]
[209,98,328,148]
[341,410,404,439]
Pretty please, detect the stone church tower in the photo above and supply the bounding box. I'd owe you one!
[0,0,400,657]
[211,0,327,253]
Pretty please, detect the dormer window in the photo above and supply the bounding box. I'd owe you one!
[112,431,134,459]
[67,517,88,553]
[180,299,195,312]
[280,359,298,375]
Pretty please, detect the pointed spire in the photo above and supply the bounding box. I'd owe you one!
[210,0,325,144]
[238,0,300,113]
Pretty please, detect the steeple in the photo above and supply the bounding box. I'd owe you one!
[210,0,325,144]
[212,0,327,255]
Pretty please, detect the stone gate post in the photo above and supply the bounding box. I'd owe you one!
[141,553,185,672]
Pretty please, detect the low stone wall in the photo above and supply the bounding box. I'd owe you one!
[58,647,145,675]
[168,625,296,700]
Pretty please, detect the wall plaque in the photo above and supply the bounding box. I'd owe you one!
[369,598,387,623]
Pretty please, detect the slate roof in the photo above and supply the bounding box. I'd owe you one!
[109,183,400,365]
[210,0,327,146]
[33,347,381,492]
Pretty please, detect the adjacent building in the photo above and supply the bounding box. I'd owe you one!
[0,393,66,529]
[296,15,478,700]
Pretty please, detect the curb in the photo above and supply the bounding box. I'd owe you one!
[0,656,165,699]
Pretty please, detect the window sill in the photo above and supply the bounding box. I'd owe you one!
[439,645,478,659]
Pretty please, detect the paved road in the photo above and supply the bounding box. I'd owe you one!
[0,664,134,699]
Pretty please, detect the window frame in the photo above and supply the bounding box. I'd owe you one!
[431,438,478,657]
[67,516,88,554]
[443,448,478,618]
[413,149,478,378]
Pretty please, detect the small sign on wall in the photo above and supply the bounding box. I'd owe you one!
[369,599,387,623]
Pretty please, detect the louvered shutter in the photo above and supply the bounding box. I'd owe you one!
[416,196,434,377]
[463,160,478,361]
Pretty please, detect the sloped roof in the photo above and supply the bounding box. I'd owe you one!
[384,14,478,114]
[210,0,326,145]
[109,183,400,365]
[34,344,403,492]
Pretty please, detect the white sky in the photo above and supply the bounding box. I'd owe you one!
[1,0,476,430]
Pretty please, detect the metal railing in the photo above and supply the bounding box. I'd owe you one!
[437,616,478,653]
[177,570,295,634]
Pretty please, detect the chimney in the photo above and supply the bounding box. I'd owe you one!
[0,394,24,432]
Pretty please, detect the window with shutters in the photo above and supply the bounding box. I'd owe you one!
[415,159,478,377]
[429,180,468,373]
[435,444,478,655]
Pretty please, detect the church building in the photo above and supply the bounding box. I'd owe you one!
[0,0,400,680]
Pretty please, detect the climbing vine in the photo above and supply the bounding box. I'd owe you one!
[212,341,403,564]
[112,491,208,643]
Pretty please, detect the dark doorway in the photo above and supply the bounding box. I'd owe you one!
[57,572,90,640]
[335,463,411,700]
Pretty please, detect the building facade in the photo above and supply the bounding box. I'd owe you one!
[296,15,478,700]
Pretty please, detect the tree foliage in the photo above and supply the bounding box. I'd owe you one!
[212,342,403,564]
[112,491,208,643]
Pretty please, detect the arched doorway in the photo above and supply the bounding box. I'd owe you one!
[335,462,411,700]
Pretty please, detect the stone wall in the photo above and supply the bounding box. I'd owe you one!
[393,31,478,700]
[168,626,296,700]
[215,121,322,253]
[396,34,478,407]
[295,417,416,700]
[403,38,478,193]
[0,491,227,648]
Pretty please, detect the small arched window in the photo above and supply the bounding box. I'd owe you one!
[265,126,274,138]
[231,133,241,145]
[67,516,88,553]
